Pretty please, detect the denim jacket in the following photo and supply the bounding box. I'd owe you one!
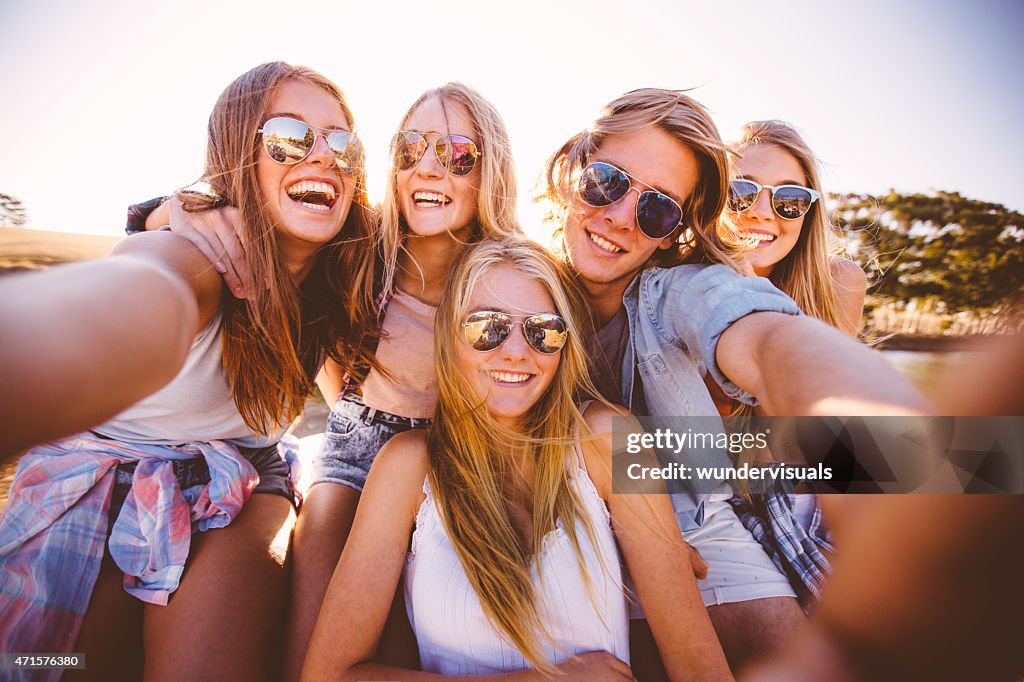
[618,263,802,530]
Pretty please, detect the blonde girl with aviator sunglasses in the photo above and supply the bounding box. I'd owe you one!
[725,120,866,336]
[290,82,521,679]
[303,236,730,681]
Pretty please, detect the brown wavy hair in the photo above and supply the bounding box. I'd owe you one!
[539,88,744,269]
[181,62,381,435]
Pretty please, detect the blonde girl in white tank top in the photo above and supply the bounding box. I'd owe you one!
[303,238,732,680]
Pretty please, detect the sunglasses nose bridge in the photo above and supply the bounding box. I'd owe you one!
[410,140,446,176]
[599,184,641,230]
[305,131,338,167]
[746,185,775,218]
[494,320,532,356]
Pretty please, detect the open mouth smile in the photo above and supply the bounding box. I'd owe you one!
[744,231,777,248]
[587,230,624,254]
[413,191,453,208]
[488,370,534,385]
[286,180,338,212]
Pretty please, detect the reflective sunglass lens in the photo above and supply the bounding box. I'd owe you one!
[393,131,427,171]
[326,131,360,174]
[728,180,759,212]
[773,187,813,220]
[578,163,630,207]
[524,315,568,354]
[464,312,512,351]
[440,135,479,176]
[636,192,682,239]
[262,117,315,164]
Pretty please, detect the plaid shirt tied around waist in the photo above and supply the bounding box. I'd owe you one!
[0,434,260,664]
[730,483,835,611]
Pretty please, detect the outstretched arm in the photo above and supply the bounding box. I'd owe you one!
[717,312,930,416]
[0,231,222,459]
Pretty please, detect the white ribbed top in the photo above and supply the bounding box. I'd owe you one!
[95,311,283,448]
[403,451,629,674]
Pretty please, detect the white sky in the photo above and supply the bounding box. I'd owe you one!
[0,0,1021,237]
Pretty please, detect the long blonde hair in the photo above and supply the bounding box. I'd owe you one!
[539,88,744,269]
[731,120,845,328]
[181,62,380,434]
[379,83,521,298]
[426,236,605,671]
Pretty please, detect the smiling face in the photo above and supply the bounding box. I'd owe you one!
[562,126,700,300]
[731,143,808,277]
[396,96,481,241]
[256,79,357,252]
[455,263,562,430]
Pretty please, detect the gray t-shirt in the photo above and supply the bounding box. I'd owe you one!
[585,307,647,415]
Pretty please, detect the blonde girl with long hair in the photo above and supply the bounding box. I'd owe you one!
[280,82,522,678]
[0,62,376,679]
[726,120,866,335]
[720,120,868,608]
[303,236,731,681]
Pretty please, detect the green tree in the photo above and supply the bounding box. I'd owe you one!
[831,191,1024,312]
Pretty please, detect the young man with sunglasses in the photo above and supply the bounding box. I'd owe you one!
[539,88,931,672]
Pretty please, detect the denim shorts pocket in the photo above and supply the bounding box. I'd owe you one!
[312,411,401,492]
[325,407,360,437]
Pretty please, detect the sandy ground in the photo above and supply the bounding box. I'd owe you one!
[0,226,118,272]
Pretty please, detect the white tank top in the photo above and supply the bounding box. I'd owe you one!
[95,311,284,447]
[403,446,630,674]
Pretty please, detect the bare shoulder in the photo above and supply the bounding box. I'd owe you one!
[829,257,868,335]
[580,401,630,499]
[830,257,868,292]
[581,400,630,437]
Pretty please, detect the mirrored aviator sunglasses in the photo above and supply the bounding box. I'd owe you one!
[391,130,480,177]
[463,311,568,355]
[576,161,684,240]
[258,116,363,174]
[728,179,821,220]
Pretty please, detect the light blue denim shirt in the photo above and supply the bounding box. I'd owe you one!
[618,263,802,530]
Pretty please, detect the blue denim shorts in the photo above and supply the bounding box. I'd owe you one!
[310,394,432,492]
[108,444,295,531]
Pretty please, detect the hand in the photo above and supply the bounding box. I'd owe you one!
[166,198,250,298]
[555,651,633,680]
[686,541,709,580]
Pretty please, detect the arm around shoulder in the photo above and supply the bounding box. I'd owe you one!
[0,231,222,459]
